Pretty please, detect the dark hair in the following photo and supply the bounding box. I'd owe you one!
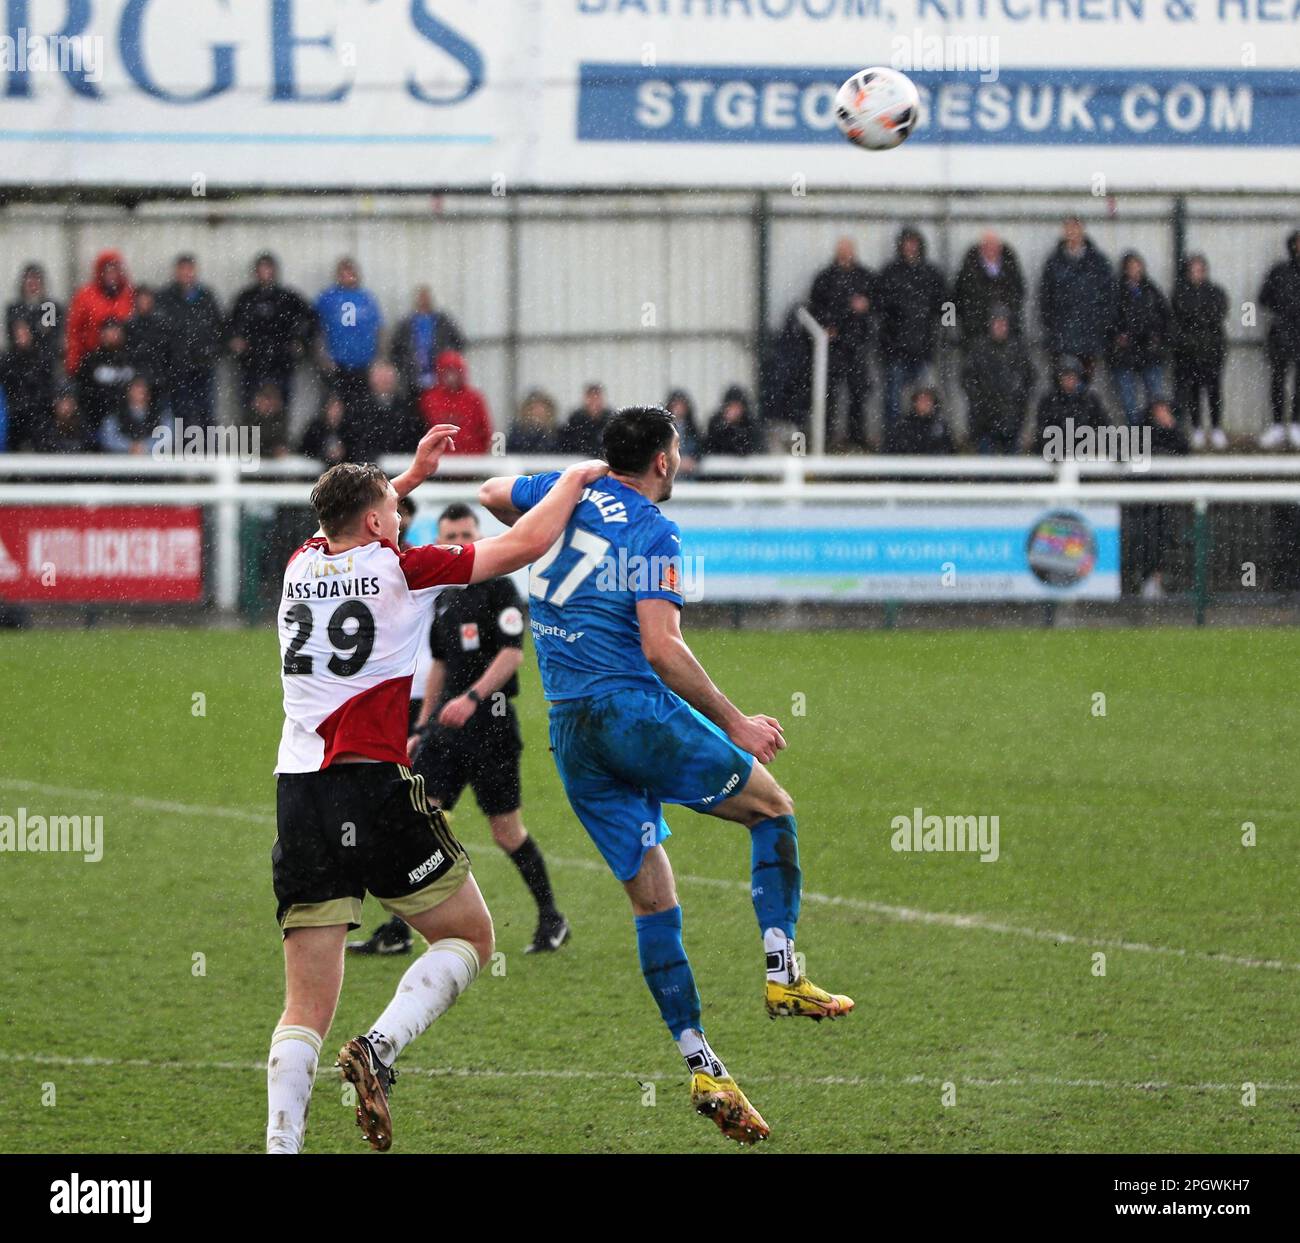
[437,502,478,526]
[310,462,390,537]
[602,406,676,474]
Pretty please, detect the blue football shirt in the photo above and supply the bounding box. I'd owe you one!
[510,473,684,701]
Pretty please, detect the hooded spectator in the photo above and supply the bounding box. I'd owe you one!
[100,376,156,454]
[1109,251,1170,426]
[761,301,813,434]
[886,386,956,455]
[704,384,760,456]
[6,262,63,380]
[419,350,493,454]
[1034,356,1111,455]
[961,307,1034,454]
[248,380,290,457]
[315,256,383,410]
[1258,229,1300,449]
[507,389,560,454]
[1171,253,1229,450]
[809,237,875,449]
[954,230,1025,345]
[875,227,947,428]
[157,253,224,429]
[352,360,423,459]
[559,383,612,456]
[227,252,316,408]
[33,385,91,454]
[392,284,466,396]
[0,318,53,451]
[1038,216,1113,382]
[75,318,136,436]
[125,285,173,402]
[664,388,703,473]
[66,249,134,376]
[299,392,355,466]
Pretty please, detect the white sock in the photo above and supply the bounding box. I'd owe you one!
[764,927,796,985]
[266,1025,321,1154]
[676,1028,728,1080]
[365,938,480,1066]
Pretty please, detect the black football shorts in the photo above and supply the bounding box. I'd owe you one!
[415,708,523,818]
[272,761,469,933]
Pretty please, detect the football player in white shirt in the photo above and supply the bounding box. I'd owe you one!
[266,424,607,1153]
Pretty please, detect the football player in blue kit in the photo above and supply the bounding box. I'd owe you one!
[479,405,853,1145]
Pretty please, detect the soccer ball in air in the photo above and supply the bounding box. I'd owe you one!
[834,67,920,151]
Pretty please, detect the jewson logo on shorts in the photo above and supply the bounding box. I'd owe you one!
[1042,419,1151,471]
[0,807,103,862]
[408,849,445,886]
[891,807,999,863]
[50,1174,151,1223]
[594,550,705,602]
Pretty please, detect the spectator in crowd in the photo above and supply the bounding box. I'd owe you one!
[351,360,423,459]
[66,249,133,377]
[875,226,947,429]
[1135,396,1191,598]
[886,386,956,455]
[664,388,703,475]
[99,376,156,455]
[558,382,612,455]
[34,385,91,454]
[1034,356,1110,455]
[704,384,760,456]
[1171,253,1229,451]
[954,230,1025,346]
[227,252,315,409]
[761,301,813,433]
[1258,230,1300,449]
[808,236,875,450]
[75,318,136,438]
[7,262,64,380]
[157,253,224,429]
[391,284,465,397]
[1109,250,1170,426]
[248,380,291,458]
[419,350,492,454]
[315,257,383,410]
[0,318,54,451]
[961,307,1034,454]
[506,389,560,454]
[1038,216,1113,385]
[125,285,172,405]
[298,392,355,466]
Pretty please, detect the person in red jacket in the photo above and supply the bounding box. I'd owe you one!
[419,350,493,454]
[66,250,134,376]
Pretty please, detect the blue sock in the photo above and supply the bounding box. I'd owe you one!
[750,814,802,939]
[634,906,701,1040]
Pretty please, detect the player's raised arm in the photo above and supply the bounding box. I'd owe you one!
[470,459,608,582]
[391,423,460,498]
[478,474,524,528]
[637,597,786,765]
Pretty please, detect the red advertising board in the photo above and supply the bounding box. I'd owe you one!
[0,506,204,603]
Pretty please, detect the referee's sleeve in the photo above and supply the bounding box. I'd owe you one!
[492,578,527,649]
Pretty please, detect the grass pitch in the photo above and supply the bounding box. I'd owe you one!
[1,625,1297,1153]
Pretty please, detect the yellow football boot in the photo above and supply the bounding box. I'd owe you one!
[690,1072,770,1145]
[765,974,855,1021]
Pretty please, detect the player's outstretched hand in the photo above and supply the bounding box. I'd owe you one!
[412,423,460,478]
[729,714,786,765]
[564,458,610,486]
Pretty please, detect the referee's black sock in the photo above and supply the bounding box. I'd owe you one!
[508,835,559,920]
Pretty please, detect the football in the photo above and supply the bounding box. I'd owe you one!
[834,66,920,150]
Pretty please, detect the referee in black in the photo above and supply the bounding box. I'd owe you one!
[348,502,569,957]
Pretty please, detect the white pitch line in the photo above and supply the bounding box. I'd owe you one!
[3,776,1298,973]
[7,1051,1298,1095]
